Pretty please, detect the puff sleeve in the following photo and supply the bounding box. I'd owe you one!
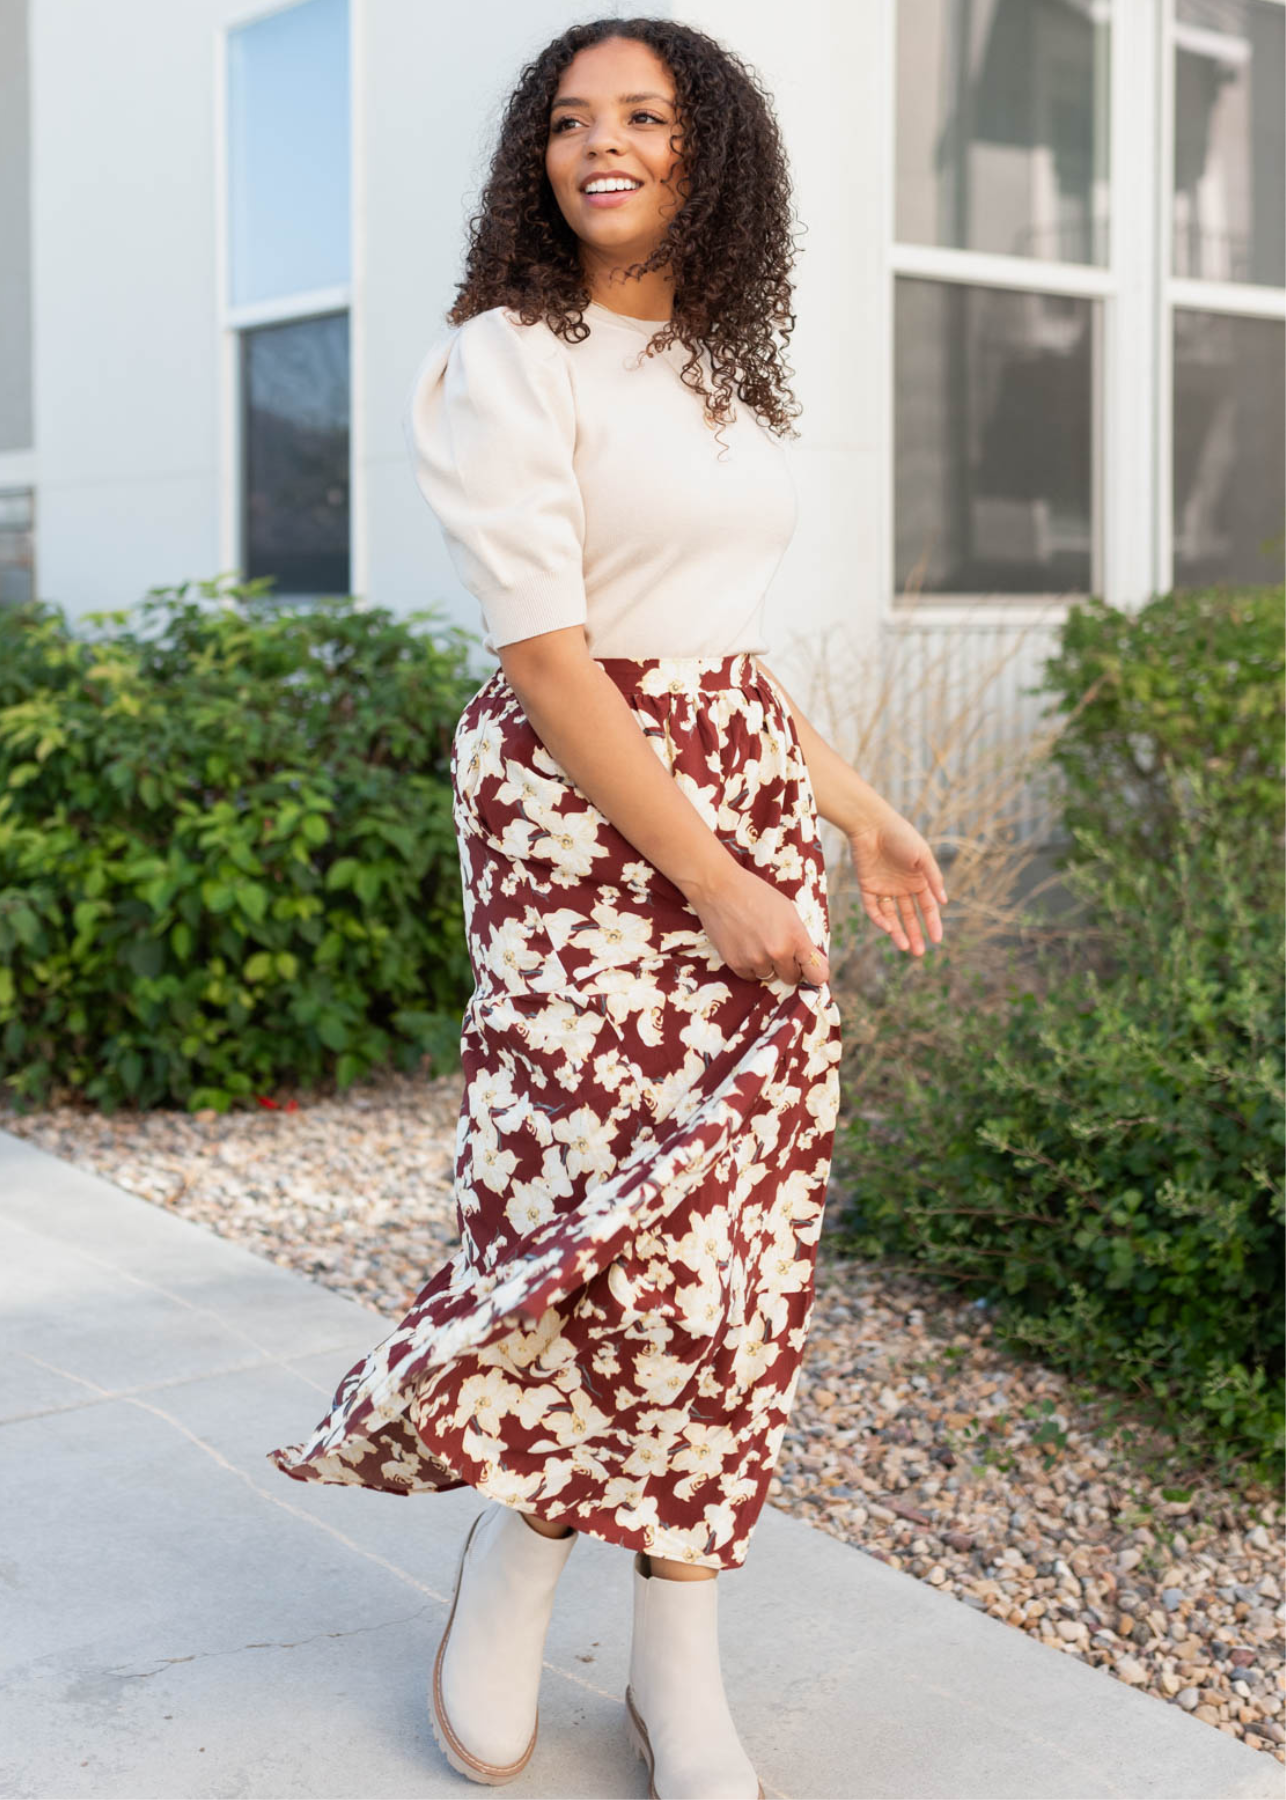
[401,307,588,652]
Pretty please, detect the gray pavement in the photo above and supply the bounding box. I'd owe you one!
[0,1125,1279,1800]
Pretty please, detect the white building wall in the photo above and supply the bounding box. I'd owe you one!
[363,1,618,630]
[23,0,898,692]
[7,0,1081,845]
[13,0,1283,849]
[26,0,233,615]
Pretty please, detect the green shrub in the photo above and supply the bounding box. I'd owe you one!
[1038,583,1283,866]
[0,577,481,1113]
[834,585,1286,1485]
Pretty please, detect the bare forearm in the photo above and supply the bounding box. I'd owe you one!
[753,658,895,836]
[498,631,740,903]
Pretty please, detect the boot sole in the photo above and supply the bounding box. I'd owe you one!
[624,1684,764,1800]
[429,1508,540,1786]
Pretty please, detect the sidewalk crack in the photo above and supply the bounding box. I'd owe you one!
[106,1605,436,1678]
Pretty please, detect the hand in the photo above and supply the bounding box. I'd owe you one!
[687,861,830,986]
[848,808,949,957]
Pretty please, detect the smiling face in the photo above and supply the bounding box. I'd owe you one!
[545,36,686,312]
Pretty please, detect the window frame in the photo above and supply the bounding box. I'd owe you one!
[213,0,365,603]
[881,0,1286,624]
[1157,0,1286,591]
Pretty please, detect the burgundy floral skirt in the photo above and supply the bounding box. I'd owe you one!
[266,652,843,1571]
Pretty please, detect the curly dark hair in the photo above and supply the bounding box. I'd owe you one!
[445,16,805,452]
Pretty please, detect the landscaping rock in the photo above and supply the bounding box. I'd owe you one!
[5,1068,1282,1768]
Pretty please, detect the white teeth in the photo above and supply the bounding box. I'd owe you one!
[584,179,641,194]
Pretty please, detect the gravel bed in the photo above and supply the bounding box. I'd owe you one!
[4,1069,1282,1762]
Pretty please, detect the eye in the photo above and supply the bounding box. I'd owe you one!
[551,110,666,133]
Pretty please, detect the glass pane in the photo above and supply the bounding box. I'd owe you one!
[896,0,1110,265]
[1173,309,1285,587]
[227,0,350,308]
[0,487,34,608]
[1173,0,1286,287]
[242,312,350,597]
[895,277,1096,595]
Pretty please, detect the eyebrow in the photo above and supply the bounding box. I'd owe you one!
[550,91,673,111]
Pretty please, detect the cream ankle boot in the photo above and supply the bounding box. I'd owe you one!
[430,1500,576,1784]
[625,1550,764,1800]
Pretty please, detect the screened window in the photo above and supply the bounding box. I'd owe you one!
[242,313,350,597]
[895,281,1096,594]
[1173,0,1285,287]
[1168,0,1285,588]
[891,0,1286,605]
[897,0,1111,265]
[893,0,1111,601]
[1172,310,1285,586]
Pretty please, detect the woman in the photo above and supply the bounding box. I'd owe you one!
[268,18,947,1798]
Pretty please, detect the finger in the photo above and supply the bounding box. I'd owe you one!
[917,883,945,944]
[863,894,894,940]
[922,848,949,906]
[875,892,909,951]
[864,892,890,925]
[887,896,911,953]
[897,892,925,956]
[795,942,830,985]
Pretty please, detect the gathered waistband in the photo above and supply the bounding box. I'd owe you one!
[594,651,764,699]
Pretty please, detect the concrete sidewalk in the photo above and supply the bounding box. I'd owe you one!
[0,1126,1278,1800]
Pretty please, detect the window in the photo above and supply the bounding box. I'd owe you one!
[242,313,349,596]
[1167,0,1285,589]
[223,0,351,598]
[1172,310,1285,585]
[893,0,1111,601]
[895,281,1097,596]
[891,0,1286,607]
[1172,0,1285,287]
[896,0,1110,266]
[0,488,34,607]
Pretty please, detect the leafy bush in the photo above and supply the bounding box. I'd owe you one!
[0,577,481,1113]
[834,586,1285,1485]
[1038,583,1283,865]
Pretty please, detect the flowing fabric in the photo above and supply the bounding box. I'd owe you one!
[267,652,842,1571]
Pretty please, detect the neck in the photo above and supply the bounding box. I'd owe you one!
[582,265,674,323]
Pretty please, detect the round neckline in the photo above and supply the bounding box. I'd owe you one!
[585,299,672,332]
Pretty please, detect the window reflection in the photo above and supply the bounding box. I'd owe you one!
[895,278,1096,595]
[0,488,34,607]
[242,313,350,597]
[1172,309,1285,587]
[1173,0,1286,287]
[896,0,1110,266]
[227,0,351,308]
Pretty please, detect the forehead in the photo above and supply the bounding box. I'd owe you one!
[552,37,674,104]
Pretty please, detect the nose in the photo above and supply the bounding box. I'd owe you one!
[582,118,625,156]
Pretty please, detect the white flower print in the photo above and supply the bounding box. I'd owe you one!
[551,1103,621,1183]
[520,999,604,1064]
[503,1179,557,1235]
[728,1323,782,1392]
[622,1432,672,1479]
[266,656,843,1573]
[531,807,605,878]
[485,913,547,988]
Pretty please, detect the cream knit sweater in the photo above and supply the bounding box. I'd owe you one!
[402,300,798,658]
